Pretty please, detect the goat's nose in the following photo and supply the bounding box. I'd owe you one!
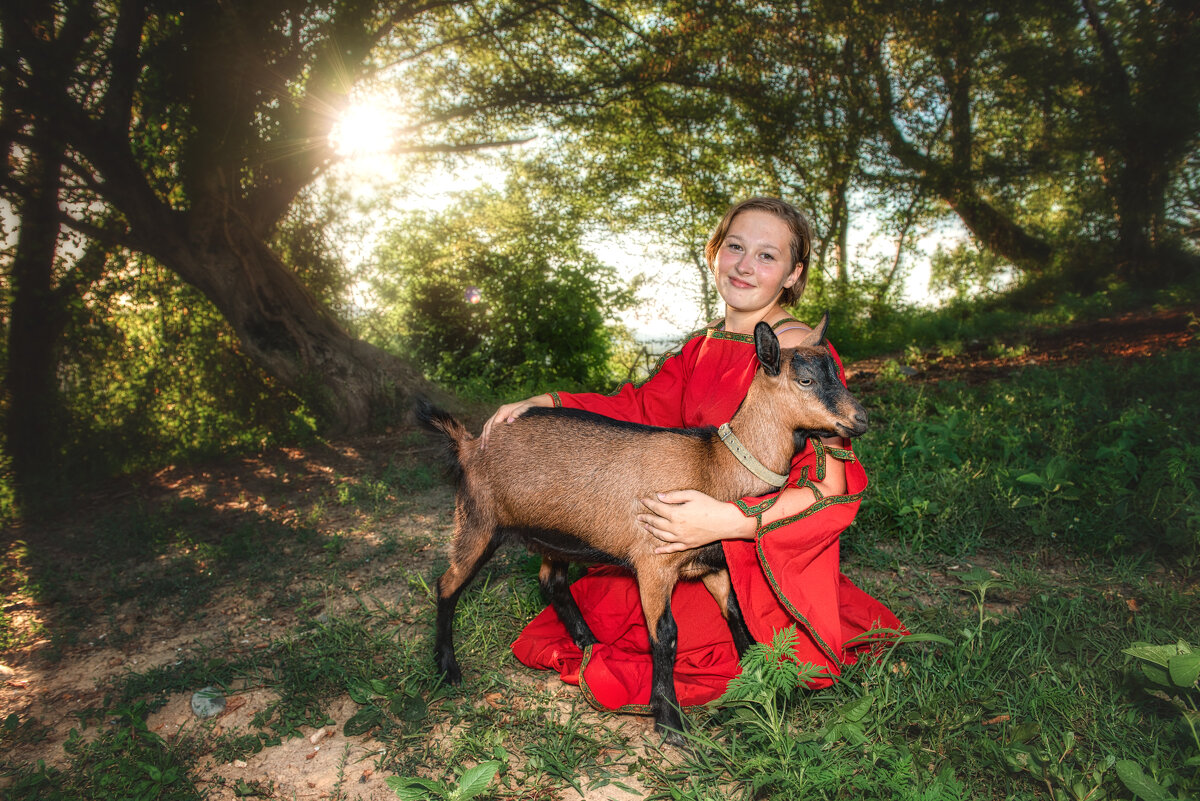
[852,410,869,430]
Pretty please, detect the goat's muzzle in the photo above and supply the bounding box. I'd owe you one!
[835,408,869,438]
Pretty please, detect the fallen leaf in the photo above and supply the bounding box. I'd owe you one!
[1125,598,1140,612]
[983,715,1011,725]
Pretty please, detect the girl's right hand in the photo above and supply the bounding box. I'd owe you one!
[480,394,553,449]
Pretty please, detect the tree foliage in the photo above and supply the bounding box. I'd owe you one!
[366,165,636,396]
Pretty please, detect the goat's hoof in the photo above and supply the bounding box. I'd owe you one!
[654,715,687,748]
[658,725,687,748]
[435,656,463,686]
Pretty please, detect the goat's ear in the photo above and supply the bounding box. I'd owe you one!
[796,311,830,348]
[754,322,782,377]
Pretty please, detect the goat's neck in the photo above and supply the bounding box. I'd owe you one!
[724,379,796,493]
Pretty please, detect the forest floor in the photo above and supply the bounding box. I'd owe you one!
[0,304,1196,800]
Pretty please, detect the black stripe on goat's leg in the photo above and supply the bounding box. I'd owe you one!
[433,527,502,684]
[539,558,599,649]
[641,585,685,743]
[699,569,756,658]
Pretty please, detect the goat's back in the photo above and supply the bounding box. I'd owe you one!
[435,407,728,554]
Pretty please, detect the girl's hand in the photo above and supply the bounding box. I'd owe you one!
[480,395,553,449]
[638,490,755,553]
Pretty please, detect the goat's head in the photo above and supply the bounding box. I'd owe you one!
[753,313,869,439]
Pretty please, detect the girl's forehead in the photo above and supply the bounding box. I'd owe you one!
[727,210,791,247]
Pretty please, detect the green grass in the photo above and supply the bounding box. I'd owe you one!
[854,349,1200,560]
[2,346,1198,800]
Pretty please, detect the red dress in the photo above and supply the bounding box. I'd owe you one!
[509,323,904,712]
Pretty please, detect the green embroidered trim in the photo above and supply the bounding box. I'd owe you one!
[811,437,827,481]
[757,491,863,536]
[793,465,824,500]
[735,494,780,517]
[824,446,857,462]
[755,534,840,666]
[649,325,711,376]
[549,391,562,408]
[704,317,800,344]
[752,490,864,666]
[707,328,754,343]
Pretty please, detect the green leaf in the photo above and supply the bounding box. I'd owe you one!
[391,692,429,722]
[895,632,955,646]
[838,694,874,723]
[454,761,501,801]
[1123,643,1181,668]
[386,776,447,801]
[1016,473,1046,486]
[343,706,383,737]
[1167,650,1200,688]
[1114,760,1175,801]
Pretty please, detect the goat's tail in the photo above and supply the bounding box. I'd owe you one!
[414,397,471,485]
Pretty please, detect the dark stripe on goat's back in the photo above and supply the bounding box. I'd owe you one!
[522,406,717,441]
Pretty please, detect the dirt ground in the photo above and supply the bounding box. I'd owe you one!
[0,305,1195,799]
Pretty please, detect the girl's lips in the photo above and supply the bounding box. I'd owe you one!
[729,277,754,289]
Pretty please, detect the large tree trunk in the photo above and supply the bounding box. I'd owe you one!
[136,205,444,434]
[5,127,68,497]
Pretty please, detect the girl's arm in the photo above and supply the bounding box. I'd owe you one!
[638,435,848,553]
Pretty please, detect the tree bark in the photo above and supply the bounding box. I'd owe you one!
[5,126,68,496]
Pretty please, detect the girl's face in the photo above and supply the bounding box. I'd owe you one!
[714,210,802,315]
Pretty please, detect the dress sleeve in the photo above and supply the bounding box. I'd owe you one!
[549,336,697,428]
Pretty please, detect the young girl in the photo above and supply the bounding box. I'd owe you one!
[483,197,902,713]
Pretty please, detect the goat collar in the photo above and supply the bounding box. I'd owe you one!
[717,423,789,488]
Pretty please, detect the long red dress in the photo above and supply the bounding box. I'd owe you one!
[509,322,904,712]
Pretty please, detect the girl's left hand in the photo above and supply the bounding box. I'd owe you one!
[638,490,754,553]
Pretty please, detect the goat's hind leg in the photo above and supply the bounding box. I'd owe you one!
[434,520,502,685]
[539,558,599,649]
[700,568,755,659]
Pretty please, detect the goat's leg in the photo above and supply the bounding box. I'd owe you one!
[637,574,685,744]
[434,523,502,684]
[699,569,755,658]
[539,559,599,649]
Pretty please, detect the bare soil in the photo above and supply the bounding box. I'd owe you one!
[1,305,1195,799]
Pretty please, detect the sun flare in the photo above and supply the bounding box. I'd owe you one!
[330,102,398,158]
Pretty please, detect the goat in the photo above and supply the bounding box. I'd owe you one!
[416,314,868,742]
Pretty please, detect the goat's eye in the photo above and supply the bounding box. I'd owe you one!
[798,378,813,387]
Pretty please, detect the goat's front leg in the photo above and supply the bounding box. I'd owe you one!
[539,558,599,649]
[638,573,685,744]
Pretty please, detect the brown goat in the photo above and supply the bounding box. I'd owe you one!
[416,315,868,741]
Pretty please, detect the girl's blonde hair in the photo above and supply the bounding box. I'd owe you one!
[704,197,813,307]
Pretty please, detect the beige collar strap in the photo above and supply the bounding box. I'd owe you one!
[717,423,789,488]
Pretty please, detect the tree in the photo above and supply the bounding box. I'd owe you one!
[1074,0,1200,281]
[1,0,543,440]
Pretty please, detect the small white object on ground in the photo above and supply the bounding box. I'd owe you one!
[190,686,227,718]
